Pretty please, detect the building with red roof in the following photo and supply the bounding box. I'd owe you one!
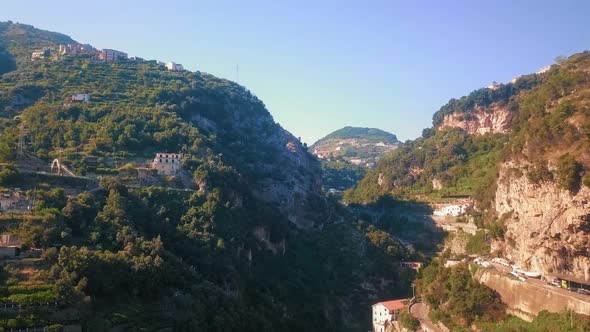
[371,298,408,332]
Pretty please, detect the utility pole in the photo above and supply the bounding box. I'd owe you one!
[17,123,27,158]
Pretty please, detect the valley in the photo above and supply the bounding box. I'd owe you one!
[0,13,589,332]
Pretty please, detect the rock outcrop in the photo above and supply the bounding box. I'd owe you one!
[495,162,590,281]
[437,103,513,135]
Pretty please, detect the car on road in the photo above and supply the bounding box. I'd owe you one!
[576,288,590,295]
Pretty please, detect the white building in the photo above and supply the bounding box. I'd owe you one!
[152,153,183,175]
[71,94,90,102]
[433,202,472,217]
[59,44,93,56]
[31,48,50,60]
[99,49,128,62]
[166,61,184,71]
[372,299,408,332]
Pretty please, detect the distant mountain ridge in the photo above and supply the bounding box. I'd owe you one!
[320,126,399,143]
[311,126,399,166]
[311,126,399,192]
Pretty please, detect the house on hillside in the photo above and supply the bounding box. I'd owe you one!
[152,153,183,176]
[432,201,472,217]
[400,261,423,271]
[59,43,94,56]
[0,234,21,258]
[372,299,409,332]
[99,49,128,62]
[71,93,90,102]
[166,61,184,71]
[31,48,50,60]
[0,190,29,211]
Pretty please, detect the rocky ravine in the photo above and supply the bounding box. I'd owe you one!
[437,103,513,135]
[494,162,590,281]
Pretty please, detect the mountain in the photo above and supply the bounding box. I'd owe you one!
[348,51,590,330]
[0,22,416,331]
[312,126,399,164]
[311,127,399,191]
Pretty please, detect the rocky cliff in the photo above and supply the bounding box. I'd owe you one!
[437,103,514,135]
[494,162,590,281]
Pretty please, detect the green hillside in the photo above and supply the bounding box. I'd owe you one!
[0,22,417,331]
[312,127,399,191]
[319,126,399,143]
[346,51,590,206]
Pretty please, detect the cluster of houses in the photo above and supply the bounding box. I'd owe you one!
[31,43,184,71]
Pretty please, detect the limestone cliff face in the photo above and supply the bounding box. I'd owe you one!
[494,162,590,281]
[437,103,513,135]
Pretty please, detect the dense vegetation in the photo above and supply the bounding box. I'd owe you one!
[348,51,590,209]
[432,74,541,127]
[347,51,590,329]
[416,261,590,332]
[320,158,366,191]
[0,22,421,331]
[345,128,505,205]
[416,261,506,330]
[313,127,399,191]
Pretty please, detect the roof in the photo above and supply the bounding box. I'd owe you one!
[373,299,408,311]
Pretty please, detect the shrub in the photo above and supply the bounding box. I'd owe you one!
[398,307,420,331]
[465,230,490,255]
[556,153,582,193]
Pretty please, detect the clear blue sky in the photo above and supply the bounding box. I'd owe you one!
[2,0,589,144]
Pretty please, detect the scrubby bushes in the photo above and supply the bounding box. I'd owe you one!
[416,261,505,329]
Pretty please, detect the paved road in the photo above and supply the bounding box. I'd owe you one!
[409,303,446,332]
[486,262,590,302]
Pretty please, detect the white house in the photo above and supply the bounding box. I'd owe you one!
[433,202,472,217]
[71,94,90,102]
[372,299,408,332]
[31,48,50,60]
[166,61,184,71]
[152,153,183,175]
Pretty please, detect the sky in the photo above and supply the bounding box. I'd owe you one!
[2,0,589,144]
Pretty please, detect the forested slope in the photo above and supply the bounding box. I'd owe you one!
[0,22,416,331]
